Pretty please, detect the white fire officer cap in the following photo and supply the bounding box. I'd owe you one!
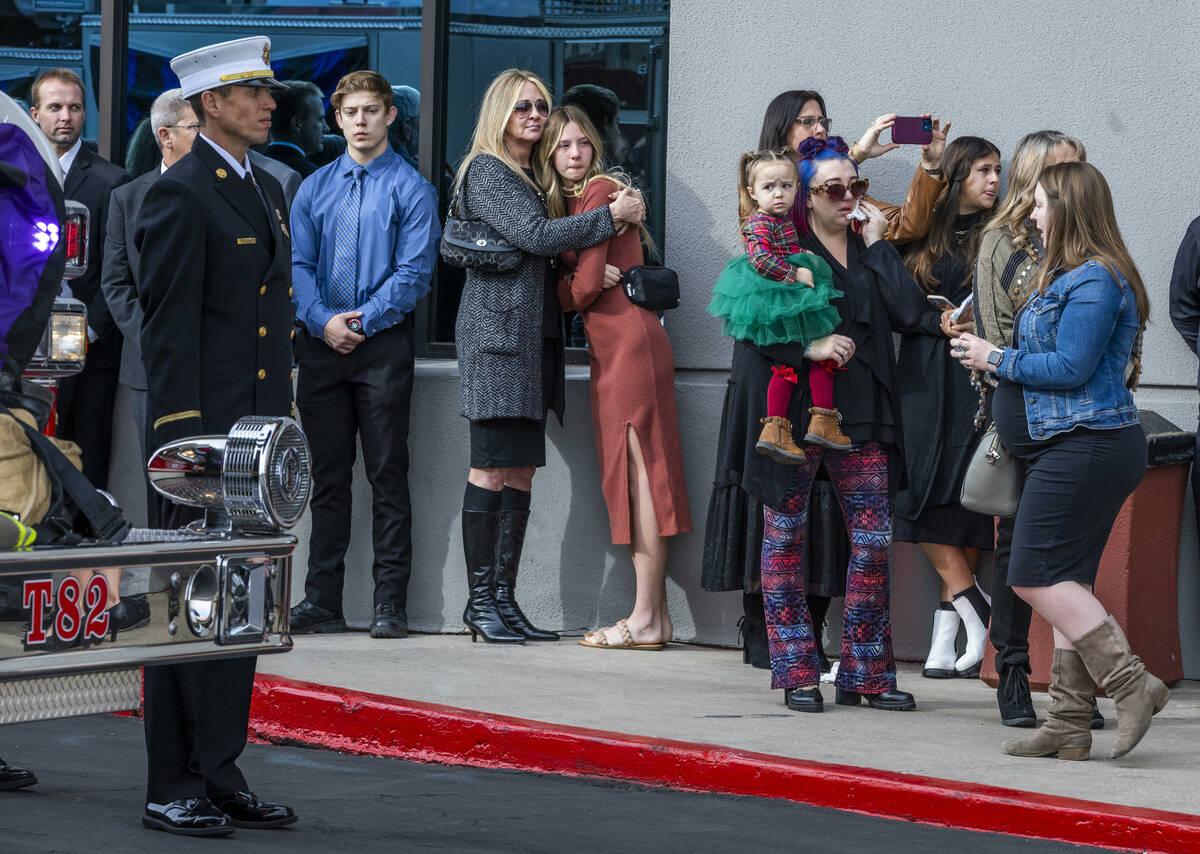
[171,36,285,99]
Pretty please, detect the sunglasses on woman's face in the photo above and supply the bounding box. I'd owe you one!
[512,99,550,118]
[809,177,869,199]
[795,116,832,131]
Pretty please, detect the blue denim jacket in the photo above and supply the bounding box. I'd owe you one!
[995,260,1140,440]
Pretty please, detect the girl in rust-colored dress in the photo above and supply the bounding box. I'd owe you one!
[541,105,690,649]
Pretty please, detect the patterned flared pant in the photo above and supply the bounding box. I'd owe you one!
[760,442,896,693]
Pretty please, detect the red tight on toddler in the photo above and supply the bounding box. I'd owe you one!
[766,362,836,417]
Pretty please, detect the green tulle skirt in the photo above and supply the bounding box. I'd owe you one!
[707,253,843,347]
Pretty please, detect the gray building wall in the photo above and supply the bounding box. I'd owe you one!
[107,0,1200,677]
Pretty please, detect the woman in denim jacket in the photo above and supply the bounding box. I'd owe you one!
[952,161,1169,761]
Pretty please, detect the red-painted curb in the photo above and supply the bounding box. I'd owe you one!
[249,674,1200,853]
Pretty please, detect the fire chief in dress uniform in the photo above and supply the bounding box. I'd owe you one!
[134,37,296,837]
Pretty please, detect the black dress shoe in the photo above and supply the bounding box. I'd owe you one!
[289,600,347,634]
[1091,702,1106,730]
[212,791,297,828]
[110,595,151,634]
[0,757,36,791]
[997,664,1037,727]
[369,604,408,639]
[143,798,233,836]
[835,687,916,711]
[784,687,824,713]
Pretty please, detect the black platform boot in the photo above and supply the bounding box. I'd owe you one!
[494,509,558,641]
[462,509,524,644]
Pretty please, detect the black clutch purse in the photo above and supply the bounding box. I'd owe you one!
[439,175,523,274]
[621,265,679,311]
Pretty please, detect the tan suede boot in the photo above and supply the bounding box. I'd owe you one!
[804,407,852,449]
[1003,649,1094,761]
[1073,616,1170,758]
[755,416,806,464]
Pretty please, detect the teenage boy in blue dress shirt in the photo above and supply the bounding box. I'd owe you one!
[289,70,439,638]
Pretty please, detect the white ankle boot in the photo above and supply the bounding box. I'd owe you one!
[922,605,960,678]
[951,582,992,677]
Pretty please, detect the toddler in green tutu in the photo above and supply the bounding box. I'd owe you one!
[708,149,850,464]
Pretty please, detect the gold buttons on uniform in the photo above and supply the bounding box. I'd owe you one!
[290,329,296,340]
[259,286,267,296]
[288,287,293,297]
[258,326,267,337]
[257,369,266,380]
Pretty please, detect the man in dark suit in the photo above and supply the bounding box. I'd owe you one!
[265,80,323,177]
[29,68,130,489]
[134,37,296,837]
[101,87,198,527]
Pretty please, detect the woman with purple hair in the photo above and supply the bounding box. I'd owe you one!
[713,136,926,713]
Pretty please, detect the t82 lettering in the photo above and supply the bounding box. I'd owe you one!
[22,576,111,646]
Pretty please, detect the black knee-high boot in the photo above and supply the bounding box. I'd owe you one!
[462,509,524,644]
[495,508,558,640]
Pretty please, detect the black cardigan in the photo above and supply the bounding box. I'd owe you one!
[711,232,924,513]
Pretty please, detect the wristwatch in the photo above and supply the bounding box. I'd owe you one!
[987,349,1005,370]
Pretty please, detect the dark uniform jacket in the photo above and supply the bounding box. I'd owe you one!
[135,136,293,446]
[64,144,130,369]
[265,142,317,178]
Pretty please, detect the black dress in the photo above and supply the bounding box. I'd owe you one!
[893,213,995,549]
[701,235,924,591]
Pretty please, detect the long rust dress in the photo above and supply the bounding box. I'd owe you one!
[558,178,691,544]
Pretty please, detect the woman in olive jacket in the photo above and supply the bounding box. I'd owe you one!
[453,69,644,644]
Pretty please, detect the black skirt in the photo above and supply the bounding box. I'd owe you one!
[992,380,1145,587]
[468,341,556,469]
[893,501,995,550]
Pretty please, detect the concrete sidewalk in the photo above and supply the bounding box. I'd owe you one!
[256,633,1200,819]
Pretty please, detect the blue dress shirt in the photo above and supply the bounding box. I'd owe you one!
[290,148,439,337]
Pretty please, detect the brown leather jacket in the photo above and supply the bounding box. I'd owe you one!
[866,165,946,243]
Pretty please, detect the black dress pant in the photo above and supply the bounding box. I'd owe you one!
[143,503,255,803]
[55,362,118,490]
[988,513,1032,671]
[143,656,255,803]
[296,318,415,613]
[1192,404,1200,542]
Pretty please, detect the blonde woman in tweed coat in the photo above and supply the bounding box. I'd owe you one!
[454,68,646,644]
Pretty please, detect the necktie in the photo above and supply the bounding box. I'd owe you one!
[243,171,268,213]
[328,165,365,313]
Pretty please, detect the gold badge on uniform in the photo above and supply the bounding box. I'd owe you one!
[237,237,257,245]
[216,167,228,179]
[263,43,271,65]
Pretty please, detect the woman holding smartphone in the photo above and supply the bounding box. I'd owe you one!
[702,89,949,672]
[953,162,1166,760]
[893,137,1002,681]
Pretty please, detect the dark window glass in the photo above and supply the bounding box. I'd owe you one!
[428,0,669,354]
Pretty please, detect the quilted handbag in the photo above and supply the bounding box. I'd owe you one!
[439,175,522,274]
[959,425,1019,517]
[621,265,680,311]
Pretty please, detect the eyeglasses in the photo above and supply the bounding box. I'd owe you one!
[168,123,201,131]
[795,116,832,132]
[809,177,869,199]
[512,99,550,118]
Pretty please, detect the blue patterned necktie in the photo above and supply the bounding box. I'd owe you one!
[328,165,365,312]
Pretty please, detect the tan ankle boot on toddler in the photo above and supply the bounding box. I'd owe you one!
[804,407,852,449]
[756,416,806,464]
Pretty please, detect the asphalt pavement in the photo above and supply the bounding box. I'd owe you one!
[0,715,1116,853]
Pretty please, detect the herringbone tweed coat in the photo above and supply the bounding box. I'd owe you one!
[455,154,615,421]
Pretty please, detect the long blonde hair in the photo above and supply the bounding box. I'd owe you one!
[537,104,656,255]
[1032,161,1148,388]
[452,69,552,197]
[985,130,1086,252]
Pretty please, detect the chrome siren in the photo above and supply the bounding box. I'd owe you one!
[147,416,311,533]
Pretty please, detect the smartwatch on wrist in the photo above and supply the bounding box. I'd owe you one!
[987,349,1004,370]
